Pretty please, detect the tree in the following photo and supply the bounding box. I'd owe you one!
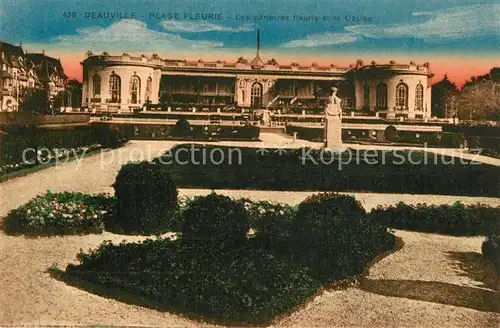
[431,75,458,118]
[65,79,82,108]
[456,72,500,121]
[19,89,49,114]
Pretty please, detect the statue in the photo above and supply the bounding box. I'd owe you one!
[325,87,342,117]
[324,87,343,149]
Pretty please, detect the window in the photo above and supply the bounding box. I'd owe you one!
[395,82,408,108]
[130,75,140,104]
[415,83,424,110]
[145,76,152,101]
[92,74,101,98]
[363,83,370,108]
[250,82,263,108]
[109,74,121,102]
[376,82,387,108]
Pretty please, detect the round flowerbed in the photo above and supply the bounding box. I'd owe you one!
[3,191,112,236]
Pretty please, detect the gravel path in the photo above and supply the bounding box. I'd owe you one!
[1,136,499,326]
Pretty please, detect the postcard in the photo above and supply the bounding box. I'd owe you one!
[0,0,499,327]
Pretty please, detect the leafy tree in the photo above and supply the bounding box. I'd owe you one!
[431,75,458,118]
[19,89,49,114]
[65,79,83,108]
[456,73,500,121]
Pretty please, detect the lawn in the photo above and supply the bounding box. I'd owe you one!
[157,144,500,197]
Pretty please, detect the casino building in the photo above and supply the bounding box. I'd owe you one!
[82,43,433,119]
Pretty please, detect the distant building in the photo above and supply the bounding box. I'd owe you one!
[82,52,433,119]
[26,53,67,99]
[0,41,36,111]
[0,40,68,112]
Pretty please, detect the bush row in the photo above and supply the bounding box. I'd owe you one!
[285,125,465,147]
[0,125,127,169]
[94,120,260,141]
[368,201,500,236]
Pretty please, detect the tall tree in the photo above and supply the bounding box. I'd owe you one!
[431,75,458,118]
[456,68,500,121]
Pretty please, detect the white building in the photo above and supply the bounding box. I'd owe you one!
[82,51,433,119]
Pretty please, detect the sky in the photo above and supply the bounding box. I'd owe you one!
[0,0,498,86]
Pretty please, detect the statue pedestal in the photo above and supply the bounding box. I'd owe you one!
[324,116,343,150]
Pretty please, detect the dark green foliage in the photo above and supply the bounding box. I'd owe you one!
[384,125,399,141]
[64,192,397,324]
[0,127,98,167]
[482,236,500,273]
[162,144,500,197]
[241,199,296,254]
[91,123,127,148]
[181,193,249,253]
[172,118,191,137]
[291,192,395,282]
[67,237,320,324]
[369,202,500,236]
[3,191,111,236]
[113,162,179,234]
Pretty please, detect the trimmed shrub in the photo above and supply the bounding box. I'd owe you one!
[291,192,395,282]
[172,118,191,138]
[67,238,320,324]
[181,193,249,253]
[369,201,500,236]
[384,125,399,142]
[3,191,110,235]
[113,162,179,234]
[482,236,500,273]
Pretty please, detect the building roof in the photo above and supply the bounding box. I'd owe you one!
[0,41,25,68]
[26,53,67,82]
[250,55,264,67]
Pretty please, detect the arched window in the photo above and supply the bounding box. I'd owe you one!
[250,82,263,108]
[415,83,424,110]
[130,75,141,104]
[395,82,408,108]
[145,76,152,101]
[92,74,101,98]
[363,83,370,108]
[109,74,121,103]
[376,82,387,108]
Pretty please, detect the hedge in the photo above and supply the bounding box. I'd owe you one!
[285,125,466,147]
[3,191,112,236]
[162,144,500,197]
[368,201,500,236]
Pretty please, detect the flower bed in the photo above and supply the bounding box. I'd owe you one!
[65,192,395,324]
[0,144,101,177]
[368,201,500,236]
[3,191,113,236]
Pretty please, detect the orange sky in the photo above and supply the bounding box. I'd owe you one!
[60,52,498,88]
